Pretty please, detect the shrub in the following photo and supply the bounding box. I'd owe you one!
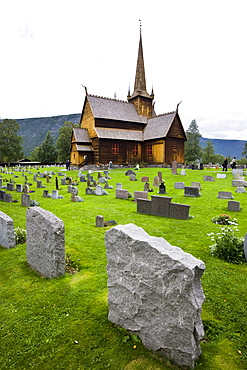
[212,214,238,225]
[208,226,245,264]
[14,227,26,245]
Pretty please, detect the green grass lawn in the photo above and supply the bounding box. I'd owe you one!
[0,166,247,369]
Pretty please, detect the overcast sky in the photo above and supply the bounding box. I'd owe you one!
[1,0,247,140]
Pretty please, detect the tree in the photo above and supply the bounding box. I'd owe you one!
[184,119,202,163]
[242,142,247,159]
[38,131,57,163]
[56,121,76,163]
[202,140,215,163]
[30,146,41,162]
[0,119,23,162]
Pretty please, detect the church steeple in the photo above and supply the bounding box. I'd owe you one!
[128,22,154,117]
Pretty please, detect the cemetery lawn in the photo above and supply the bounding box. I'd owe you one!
[0,166,247,370]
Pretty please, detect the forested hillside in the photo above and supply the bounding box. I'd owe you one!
[16,114,81,156]
[11,113,247,159]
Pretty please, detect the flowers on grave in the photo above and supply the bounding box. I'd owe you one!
[211,214,238,226]
[207,226,245,264]
[14,227,26,245]
[104,220,117,226]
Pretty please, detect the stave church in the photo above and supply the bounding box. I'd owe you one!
[70,28,187,166]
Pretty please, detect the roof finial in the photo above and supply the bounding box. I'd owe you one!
[176,100,182,112]
[81,84,88,96]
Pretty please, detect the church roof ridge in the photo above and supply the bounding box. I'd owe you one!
[88,94,128,104]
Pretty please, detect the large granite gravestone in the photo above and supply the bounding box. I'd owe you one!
[106,224,205,369]
[174,182,185,189]
[0,211,15,248]
[116,189,129,199]
[172,160,177,175]
[3,193,12,202]
[26,207,65,278]
[7,183,15,191]
[236,186,246,193]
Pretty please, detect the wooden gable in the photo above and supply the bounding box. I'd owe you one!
[167,113,187,141]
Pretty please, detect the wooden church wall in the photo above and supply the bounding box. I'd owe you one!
[80,100,97,138]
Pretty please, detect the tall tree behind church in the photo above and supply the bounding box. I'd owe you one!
[38,131,57,163]
[56,121,77,163]
[184,119,202,163]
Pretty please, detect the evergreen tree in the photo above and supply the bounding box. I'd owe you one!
[30,146,41,162]
[0,119,23,162]
[202,140,215,163]
[184,119,202,163]
[38,131,57,163]
[56,121,76,163]
[242,142,247,159]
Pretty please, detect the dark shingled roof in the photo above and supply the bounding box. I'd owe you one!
[95,128,143,141]
[73,128,91,143]
[143,112,176,140]
[88,95,148,124]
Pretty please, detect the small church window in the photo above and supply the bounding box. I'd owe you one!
[112,143,119,154]
[132,145,138,156]
[147,145,153,156]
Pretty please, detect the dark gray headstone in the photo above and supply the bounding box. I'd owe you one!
[170,203,190,220]
[136,198,152,214]
[184,186,200,197]
[151,195,172,217]
[21,193,30,207]
[218,191,233,199]
[96,215,104,227]
[228,201,240,212]
[203,176,214,181]
[174,182,185,189]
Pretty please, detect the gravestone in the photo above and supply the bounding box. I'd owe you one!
[236,186,246,193]
[172,160,177,175]
[37,180,42,188]
[52,190,59,199]
[7,183,15,191]
[180,169,186,175]
[24,184,29,193]
[232,169,243,176]
[43,190,49,197]
[96,215,104,227]
[0,190,5,201]
[218,191,233,199]
[144,182,150,192]
[244,234,247,261]
[26,207,65,278]
[0,178,2,188]
[0,211,15,248]
[174,182,185,189]
[232,180,247,187]
[158,182,166,194]
[217,174,227,179]
[96,184,103,195]
[80,175,87,182]
[21,193,30,207]
[203,176,215,181]
[68,185,73,193]
[129,174,136,181]
[16,184,23,192]
[136,198,151,214]
[125,169,135,176]
[3,193,12,202]
[116,189,129,200]
[151,195,172,217]
[134,191,148,202]
[105,224,205,369]
[104,181,114,189]
[141,176,149,182]
[191,181,201,189]
[85,187,95,195]
[228,201,240,212]
[98,177,106,184]
[184,186,200,197]
[170,202,190,220]
[61,178,67,185]
[116,183,122,190]
[158,172,163,183]
[153,176,160,187]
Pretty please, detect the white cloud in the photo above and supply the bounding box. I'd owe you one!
[0,0,247,140]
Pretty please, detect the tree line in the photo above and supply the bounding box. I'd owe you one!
[1,118,247,164]
[0,119,79,163]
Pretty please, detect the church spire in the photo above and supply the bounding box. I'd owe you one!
[127,21,155,117]
[134,22,147,93]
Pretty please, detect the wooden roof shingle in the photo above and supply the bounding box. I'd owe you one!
[95,128,143,141]
[143,112,176,141]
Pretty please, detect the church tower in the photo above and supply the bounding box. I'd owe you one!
[127,24,155,117]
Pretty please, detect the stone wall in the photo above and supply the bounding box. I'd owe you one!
[105,224,205,369]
